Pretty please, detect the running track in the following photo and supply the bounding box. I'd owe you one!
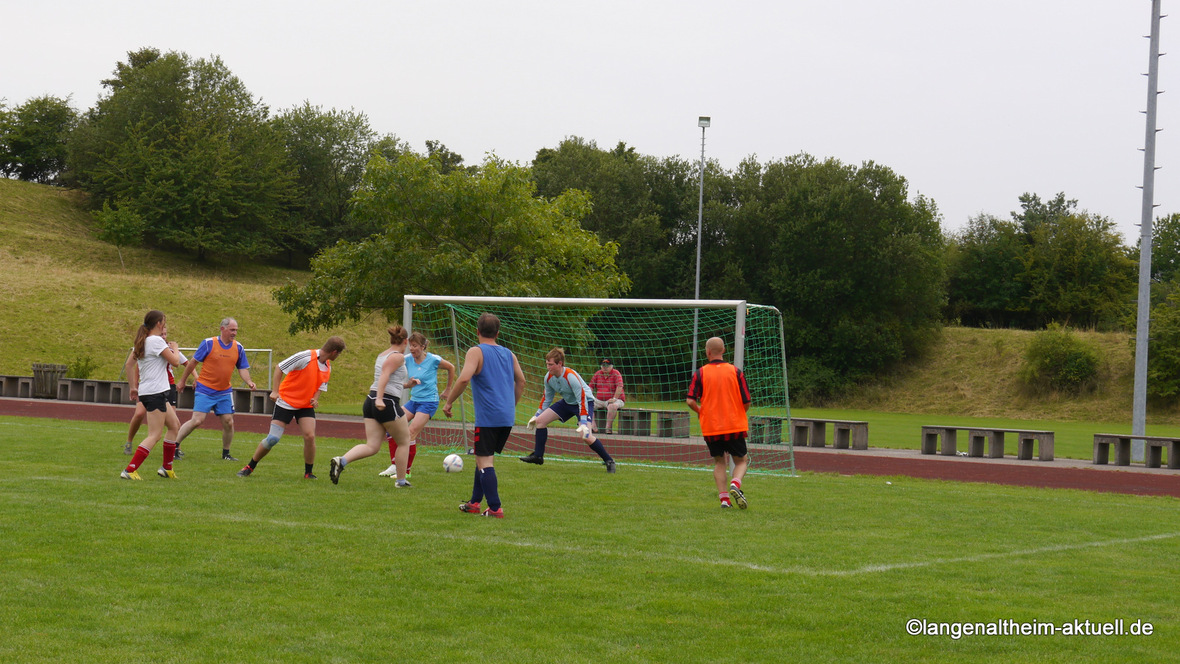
[3,397,1177,498]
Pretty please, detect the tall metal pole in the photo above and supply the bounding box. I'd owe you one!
[1133,0,1164,462]
[692,117,709,370]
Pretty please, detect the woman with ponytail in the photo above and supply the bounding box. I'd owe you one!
[329,325,413,487]
[121,310,183,480]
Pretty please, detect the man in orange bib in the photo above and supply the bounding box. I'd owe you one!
[176,318,256,460]
[237,337,346,479]
[686,337,752,509]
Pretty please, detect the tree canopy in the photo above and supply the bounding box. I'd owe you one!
[67,48,297,260]
[274,151,630,333]
[0,95,77,184]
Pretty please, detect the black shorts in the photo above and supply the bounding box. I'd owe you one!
[139,392,168,413]
[473,426,513,457]
[705,432,748,458]
[363,391,405,423]
[272,403,316,424]
[166,385,178,407]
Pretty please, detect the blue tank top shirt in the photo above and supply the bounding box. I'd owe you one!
[471,343,516,427]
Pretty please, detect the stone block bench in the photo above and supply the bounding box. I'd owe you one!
[921,425,1054,461]
[610,408,691,438]
[791,418,869,449]
[1093,433,1180,469]
[0,375,34,399]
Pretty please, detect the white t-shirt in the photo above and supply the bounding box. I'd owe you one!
[137,335,172,395]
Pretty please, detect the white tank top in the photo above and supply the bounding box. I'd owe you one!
[370,349,408,399]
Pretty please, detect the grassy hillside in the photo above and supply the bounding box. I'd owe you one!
[0,178,392,412]
[840,325,1180,425]
[3,178,1177,424]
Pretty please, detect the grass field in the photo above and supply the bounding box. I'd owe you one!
[2,415,1178,663]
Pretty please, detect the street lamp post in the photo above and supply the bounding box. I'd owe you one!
[692,116,710,370]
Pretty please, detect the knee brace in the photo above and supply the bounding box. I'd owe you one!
[262,422,284,449]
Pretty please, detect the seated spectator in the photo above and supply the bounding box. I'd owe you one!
[589,358,626,434]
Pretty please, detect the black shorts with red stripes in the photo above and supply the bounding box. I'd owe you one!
[705,431,748,458]
[472,426,513,457]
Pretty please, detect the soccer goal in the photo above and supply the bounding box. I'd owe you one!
[403,295,795,475]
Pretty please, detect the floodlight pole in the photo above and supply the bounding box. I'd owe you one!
[1132,0,1164,462]
[692,116,710,370]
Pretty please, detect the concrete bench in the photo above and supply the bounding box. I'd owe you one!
[249,389,275,414]
[922,425,1055,461]
[615,409,651,436]
[58,378,88,401]
[748,415,787,445]
[1093,434,1180,469]
[0,375,34,399]
[792,418,869,449]
[608,408,691,438]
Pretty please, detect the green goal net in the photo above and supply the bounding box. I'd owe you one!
[403,296,794,475]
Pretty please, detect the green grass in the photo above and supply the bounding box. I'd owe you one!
[2,415,1178,663]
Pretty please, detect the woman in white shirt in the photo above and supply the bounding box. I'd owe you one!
[121,310,183,480]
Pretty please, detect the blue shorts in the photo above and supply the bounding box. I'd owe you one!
[193,391,235,416]
[546,400,583,423]
[404,400,438,417]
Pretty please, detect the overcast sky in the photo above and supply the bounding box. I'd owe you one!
[5,1,1176,241]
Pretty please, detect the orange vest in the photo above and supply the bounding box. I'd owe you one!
[696,362,748,437]
[197,336,242,391]
[278,350,330,409]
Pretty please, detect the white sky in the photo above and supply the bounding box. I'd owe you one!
[5,1,1176,241]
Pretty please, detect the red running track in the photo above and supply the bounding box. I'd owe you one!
[2,397,1177,498]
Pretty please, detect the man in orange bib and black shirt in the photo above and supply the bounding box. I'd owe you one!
[237,337,346,479]
[686,337,751,509]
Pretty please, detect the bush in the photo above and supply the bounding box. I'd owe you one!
[1019,325,1100,394]
[1142,290,1180,401]
[788,356,846,406]
[66,355,98,380]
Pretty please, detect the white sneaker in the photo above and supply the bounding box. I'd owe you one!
[378,464,398,477]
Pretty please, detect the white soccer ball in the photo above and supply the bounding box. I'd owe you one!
[443,454,464,473]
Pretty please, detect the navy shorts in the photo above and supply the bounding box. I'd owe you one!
[545,400,582,423]
[705,432,748,458]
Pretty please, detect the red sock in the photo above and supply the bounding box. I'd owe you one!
[163,441,177,470]
[126,445,151,472]
[407,442,417,471]
[719,492,731,505]
[731,479,742,490]
[387,434,397,462]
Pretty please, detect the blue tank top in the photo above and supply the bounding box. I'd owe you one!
[471,343,516,427]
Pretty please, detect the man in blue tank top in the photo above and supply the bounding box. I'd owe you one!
[443,313,526,518]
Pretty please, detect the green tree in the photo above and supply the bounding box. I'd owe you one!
[532,137,695,299]
[727,155,946,385]
[0,95,78,183]
[1143,290,1180,400]
[945,214,1031,327]
[93,200,145,270]
[1019,210,1134,328]
[272,103,380,259]
[274,152,631,333]
[68,49,297,260]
